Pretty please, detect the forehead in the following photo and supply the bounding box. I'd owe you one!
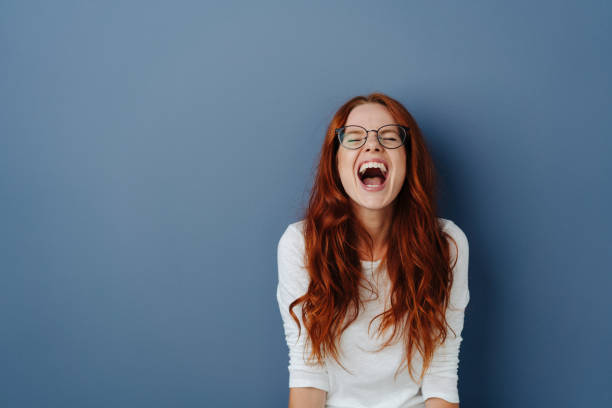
[345,103,395,127]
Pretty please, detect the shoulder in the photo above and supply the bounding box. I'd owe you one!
[278,219,306,252]
[437,217,467,240]
[437,217,469,261]
[437,217,470,308]
[277,219,309,294]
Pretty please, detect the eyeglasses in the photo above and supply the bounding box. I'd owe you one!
[335,124,409,150]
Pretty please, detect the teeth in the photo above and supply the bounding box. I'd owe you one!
[358,161,388,176]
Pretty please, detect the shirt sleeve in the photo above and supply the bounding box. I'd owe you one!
[276,223,330,392]
[421,220,470,404]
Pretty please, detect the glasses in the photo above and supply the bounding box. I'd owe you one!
[335,124,409,149]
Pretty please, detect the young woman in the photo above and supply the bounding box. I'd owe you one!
[276,93,470,408]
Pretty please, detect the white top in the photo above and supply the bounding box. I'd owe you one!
[276,218,470,408]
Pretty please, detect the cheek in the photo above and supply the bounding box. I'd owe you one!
[339,164,354,183]
[337,153,355,180]
[396,167,407,186]
[397,160,407,178]
[399,165,407,182]
[393,155,407,185]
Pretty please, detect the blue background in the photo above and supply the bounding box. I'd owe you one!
[1,1,610,406]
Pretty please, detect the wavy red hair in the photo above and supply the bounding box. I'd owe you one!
[288,92,460,383]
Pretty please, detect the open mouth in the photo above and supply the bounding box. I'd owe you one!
[358,166,387,189]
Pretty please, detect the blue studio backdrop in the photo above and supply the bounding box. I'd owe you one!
[1,1,610,407]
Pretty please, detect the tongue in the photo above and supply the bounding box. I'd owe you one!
[363,176,385,186]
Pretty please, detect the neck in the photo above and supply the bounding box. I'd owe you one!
[352,203,394,261]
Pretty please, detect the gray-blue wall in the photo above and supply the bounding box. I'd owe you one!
[1,1,610,406]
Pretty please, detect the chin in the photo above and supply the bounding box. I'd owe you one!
[352,197,392,211]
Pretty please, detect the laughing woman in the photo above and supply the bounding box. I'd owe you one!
[276,93,470,408]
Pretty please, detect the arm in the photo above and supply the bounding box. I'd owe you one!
[425,397,459,408]
[421,221,470,406]
[289,387,327,408]
[277,224,329,406]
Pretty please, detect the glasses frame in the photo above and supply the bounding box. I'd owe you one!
[334,123,410,150]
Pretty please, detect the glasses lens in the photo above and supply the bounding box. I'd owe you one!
[339,126,367,149]
[378,125,406,148]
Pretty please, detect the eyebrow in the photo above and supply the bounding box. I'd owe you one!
[343,124,396,129]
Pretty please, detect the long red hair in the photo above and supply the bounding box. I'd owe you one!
[289,92,460,383]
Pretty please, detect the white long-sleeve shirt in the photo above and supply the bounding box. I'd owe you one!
[276,218,470,408]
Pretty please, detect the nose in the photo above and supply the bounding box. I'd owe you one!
[364,130,382,151]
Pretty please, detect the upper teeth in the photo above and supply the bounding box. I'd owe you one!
[359,161,388,175]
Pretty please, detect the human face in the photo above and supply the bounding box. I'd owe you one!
[336,103,407,212]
